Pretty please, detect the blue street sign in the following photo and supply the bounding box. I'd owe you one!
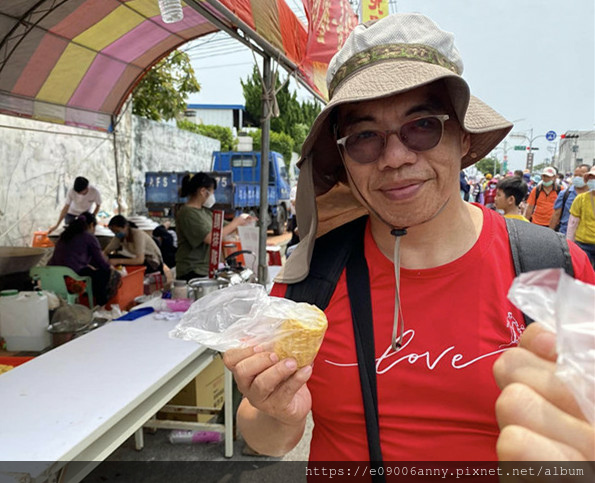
[546,130,557,141]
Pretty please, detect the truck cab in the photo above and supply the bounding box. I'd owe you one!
[210,151,291,235]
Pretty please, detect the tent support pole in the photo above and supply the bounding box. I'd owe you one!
[258,55,272,286]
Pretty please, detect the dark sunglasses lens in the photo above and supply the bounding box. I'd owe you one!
[345,131,384,164]
[401,117,443,151]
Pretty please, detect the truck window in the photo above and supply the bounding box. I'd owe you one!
[269,159,275,183]
[278,161,289,184]
[231,154,257,168]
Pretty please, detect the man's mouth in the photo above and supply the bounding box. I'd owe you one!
[379,180,426,201]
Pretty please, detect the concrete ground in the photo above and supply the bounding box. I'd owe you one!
[83,413,313,482]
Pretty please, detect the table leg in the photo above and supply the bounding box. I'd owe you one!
[224,367,234,458]
[134,428,144,451]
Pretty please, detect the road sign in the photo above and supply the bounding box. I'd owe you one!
[514,145,527,151]
[545,130,557,141]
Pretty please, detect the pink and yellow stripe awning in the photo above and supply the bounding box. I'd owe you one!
[0,0,357,131]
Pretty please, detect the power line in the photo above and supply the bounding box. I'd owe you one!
[193,61,254,71]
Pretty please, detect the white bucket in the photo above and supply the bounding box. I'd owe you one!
[0,291,51,351]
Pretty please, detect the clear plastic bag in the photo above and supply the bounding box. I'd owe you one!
[508,268,595,424]
[169,283,328,367]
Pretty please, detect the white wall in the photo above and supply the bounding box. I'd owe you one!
[0,109,219,247]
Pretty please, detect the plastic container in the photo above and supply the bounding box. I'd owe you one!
[0,356,35,368]
[158,0,184,23]
[0,291,51,351]
[106,266,146,311]
[168,430,222,444]
[172,280,187,299]
[31,231,54,248]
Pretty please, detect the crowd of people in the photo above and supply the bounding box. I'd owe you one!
[461,164,595,267]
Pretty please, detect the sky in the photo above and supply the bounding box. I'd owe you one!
[184,0,594,172]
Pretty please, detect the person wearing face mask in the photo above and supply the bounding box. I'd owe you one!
[175,172,256,281]
[523,166,562,226]
[549,164,591,233]
[567,166,595,268]
[104,215,164,273]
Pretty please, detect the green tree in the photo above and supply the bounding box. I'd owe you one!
[247,129,294,163]
[132,50,200,122]
[475,157,501,176]
[241,65,322,156]
[177,121,236,151]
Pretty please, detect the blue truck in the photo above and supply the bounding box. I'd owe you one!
[144,150,292,235]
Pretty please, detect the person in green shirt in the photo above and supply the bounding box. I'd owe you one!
[175,172,256,280]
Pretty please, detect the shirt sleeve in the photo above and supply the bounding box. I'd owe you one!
[65,188,74,205]
[569,195,582,218]
[526,186,537,206]
[178,208,212,249]
[553,190,565,209]
[87,234,111,271]
[93,186,102,205]
[569,240,595,284]
[131,228,146,257]
[270,282,288,297]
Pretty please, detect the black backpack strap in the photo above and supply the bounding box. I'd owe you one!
[505,218,574,324]
[345,228,384,475]
[285,215,368,310]
[560,188,571,212]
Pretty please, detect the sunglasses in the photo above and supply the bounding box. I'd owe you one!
[336,114,450,164]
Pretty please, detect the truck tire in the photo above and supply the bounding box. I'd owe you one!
[272,205,287,236]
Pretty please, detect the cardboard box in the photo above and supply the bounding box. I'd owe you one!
[159,356,225,423]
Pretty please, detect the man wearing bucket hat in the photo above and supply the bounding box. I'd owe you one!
[224,14,595,463]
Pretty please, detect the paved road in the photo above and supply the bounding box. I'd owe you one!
[84,414,313,482]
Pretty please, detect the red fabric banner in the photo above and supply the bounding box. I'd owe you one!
[208,210,224,278]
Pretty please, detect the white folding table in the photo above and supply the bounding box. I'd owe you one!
[0,312,233,483]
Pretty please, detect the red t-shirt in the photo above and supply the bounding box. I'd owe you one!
[271,205,594,461]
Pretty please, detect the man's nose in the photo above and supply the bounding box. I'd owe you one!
[376,131,416,170]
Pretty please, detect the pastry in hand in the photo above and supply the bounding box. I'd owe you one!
[273,303,328,367]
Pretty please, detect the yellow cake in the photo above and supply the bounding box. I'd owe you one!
[273,303,328,367]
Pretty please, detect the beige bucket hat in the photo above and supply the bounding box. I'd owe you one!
[277,13,513,284]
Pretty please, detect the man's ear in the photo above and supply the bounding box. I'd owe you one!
[460,131,471,158]
[507,195,516,207]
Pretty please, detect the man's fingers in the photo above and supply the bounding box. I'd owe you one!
[497,424,587,461]
[223,346,258,370]
[518,323,557,361]
[493,347,584,420]
[496,383,595,460]
[264,365,313,411]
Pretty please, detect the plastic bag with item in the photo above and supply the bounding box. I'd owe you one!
[507,268,595,424]
[169,283,328,367]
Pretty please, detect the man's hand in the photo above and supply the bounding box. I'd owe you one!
[47,224,58,234]
[223,345,312,426]
[494,323,595,461]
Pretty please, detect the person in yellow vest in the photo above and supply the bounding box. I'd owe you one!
[567,166,595,268]
[494,176,529,221]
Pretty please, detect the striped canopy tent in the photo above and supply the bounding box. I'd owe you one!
[0,0,357,132]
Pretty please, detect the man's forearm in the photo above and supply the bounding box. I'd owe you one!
[548,209,561,230]
[237,398,307,457]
